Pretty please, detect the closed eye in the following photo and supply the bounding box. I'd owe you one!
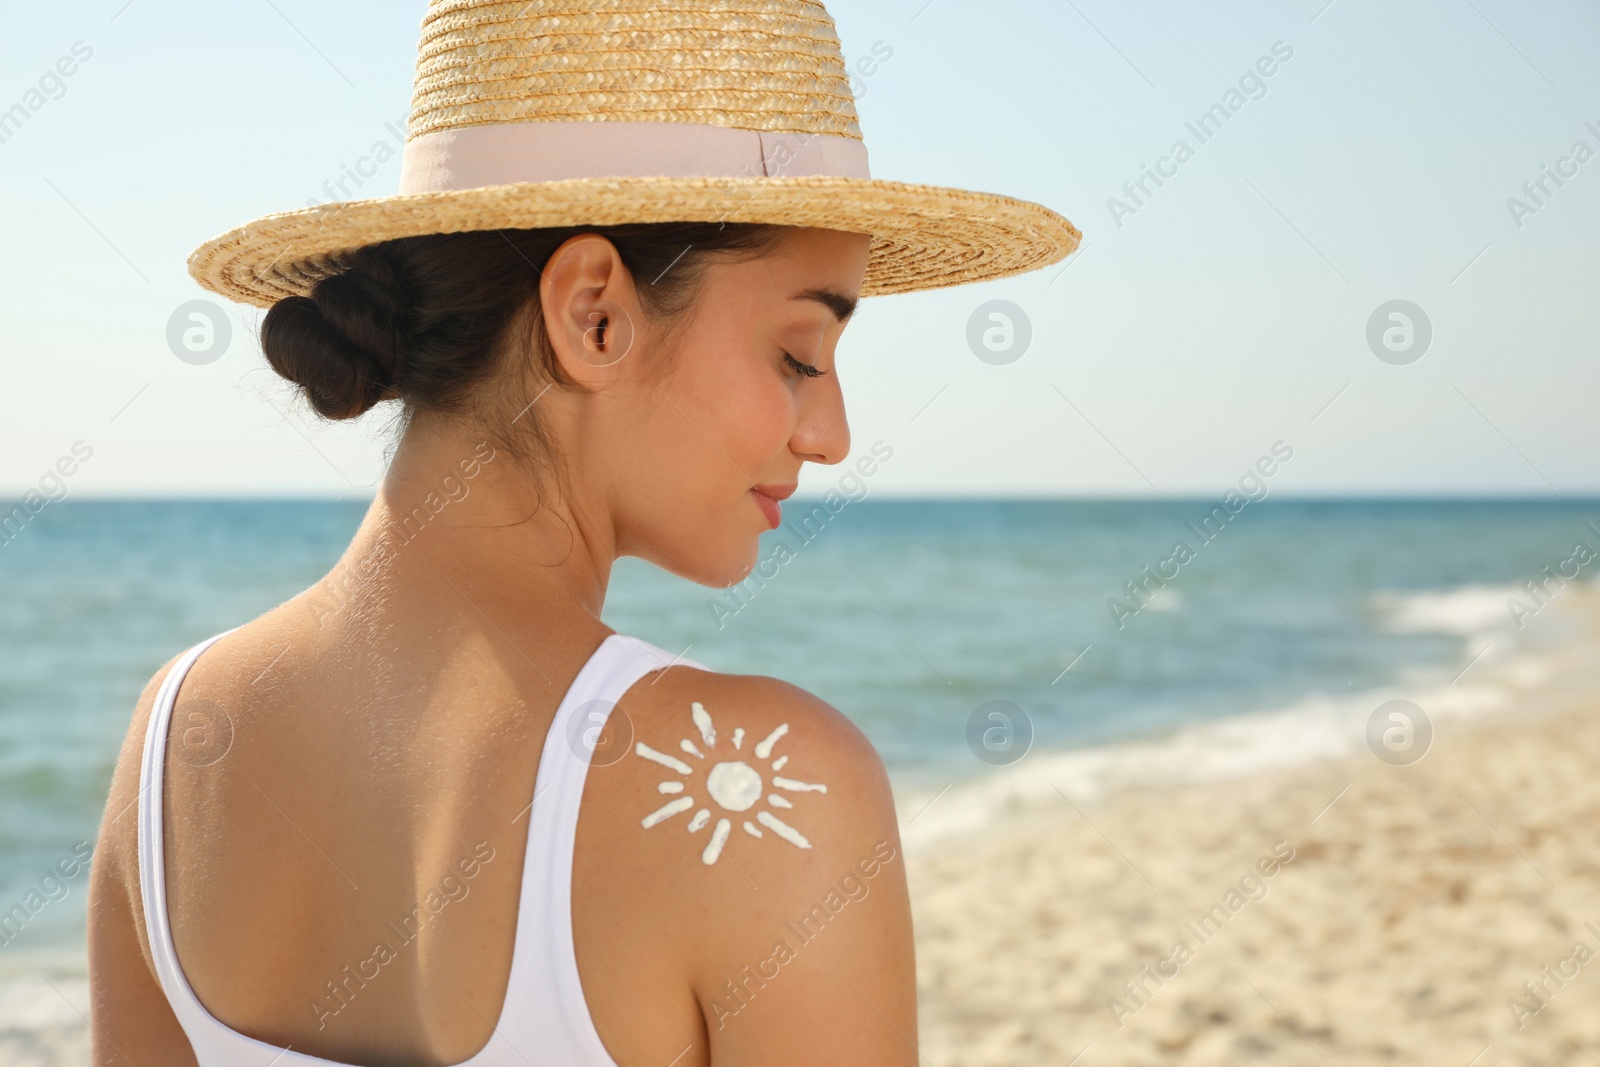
[784,351,827,378]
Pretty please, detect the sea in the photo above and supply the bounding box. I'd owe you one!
[2,497,1598,1053]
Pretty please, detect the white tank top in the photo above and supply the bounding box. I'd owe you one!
[136,628,708,1066]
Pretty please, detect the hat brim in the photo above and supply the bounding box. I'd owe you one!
[187,175,1081,307]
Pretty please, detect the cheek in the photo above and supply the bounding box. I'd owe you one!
[613,342,791,584]
[727,376,796,459]
[664,347,794,481]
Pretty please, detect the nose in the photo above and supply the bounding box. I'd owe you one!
[788,372,850,466]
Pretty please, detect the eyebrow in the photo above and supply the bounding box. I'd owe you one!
[791,287,859,324]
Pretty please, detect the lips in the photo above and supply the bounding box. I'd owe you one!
[750,483,797,530]
[752,483,798,501]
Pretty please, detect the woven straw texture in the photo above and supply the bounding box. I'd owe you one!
[411,0,863,140]
[188,0,1081,307]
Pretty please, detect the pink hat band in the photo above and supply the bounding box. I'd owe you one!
[398,120,872,195]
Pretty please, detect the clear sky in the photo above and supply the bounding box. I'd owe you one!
[2,0,1596,498]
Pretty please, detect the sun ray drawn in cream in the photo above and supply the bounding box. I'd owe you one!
[642,797,693,828]
[772,776,827,794]
[753,724,788,759]
[634,702,827,866]
[636,743,692,775]
[691,701,716,747]
[702,818,731,865]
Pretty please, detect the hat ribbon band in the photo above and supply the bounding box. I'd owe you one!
[397,120,871,195]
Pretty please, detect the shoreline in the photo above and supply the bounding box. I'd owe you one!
[906,586,1600,1065]
[893,579,1600,857]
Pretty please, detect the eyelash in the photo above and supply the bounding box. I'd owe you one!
[783,351,826,378]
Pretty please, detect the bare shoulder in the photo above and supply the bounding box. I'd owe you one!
[623,664,899,861]
[93,620,298,910]
[89,617,305,1065]
[579,660,916,1064]
[88,647,199,1065]
[92,647,186,953]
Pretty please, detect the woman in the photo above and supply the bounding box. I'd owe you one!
[87,2,1079,1065]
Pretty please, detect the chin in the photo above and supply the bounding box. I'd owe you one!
[707,540,765,590]
[651,532,763,590]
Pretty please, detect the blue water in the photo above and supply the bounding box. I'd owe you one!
[2,497,1597,951]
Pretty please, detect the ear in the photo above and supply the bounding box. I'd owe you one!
[539,233,641,390]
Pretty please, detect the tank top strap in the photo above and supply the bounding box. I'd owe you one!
[133,627,710,1066]
[134,627,282,1061]
[495,633,711,1062]
[138,626,412,1065]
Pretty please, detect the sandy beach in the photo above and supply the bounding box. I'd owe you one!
[0,950,88,1067]
[908,594,1600,1066]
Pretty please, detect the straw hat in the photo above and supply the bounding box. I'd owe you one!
[188,0,1081,307]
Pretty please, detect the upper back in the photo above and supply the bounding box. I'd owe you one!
[92,594,916,1067]
[154,602,607,1063]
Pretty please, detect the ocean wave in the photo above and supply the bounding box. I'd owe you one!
[899,581,1596,854]
[1369,583,1523,637]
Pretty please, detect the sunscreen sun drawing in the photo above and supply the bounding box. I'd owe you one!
[635,702,827,866]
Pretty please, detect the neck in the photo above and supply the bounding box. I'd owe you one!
[324,412,612,639]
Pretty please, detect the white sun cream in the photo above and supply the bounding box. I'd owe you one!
[641,797,693,829]
[756,810,811,849]
[773,776,827,794]
[635,703,828,867]
[753,723,789,759]
[635,743,692,776]
[705,760,762,812]
[702,818,732,865]
[691,701,716,748]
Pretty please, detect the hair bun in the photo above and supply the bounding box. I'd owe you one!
[261,247,410,420]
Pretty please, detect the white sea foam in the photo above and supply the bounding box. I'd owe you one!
[899,581,1593,854]
[1369,583,1525,637]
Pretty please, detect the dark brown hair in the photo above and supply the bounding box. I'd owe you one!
[260,222,786,462]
